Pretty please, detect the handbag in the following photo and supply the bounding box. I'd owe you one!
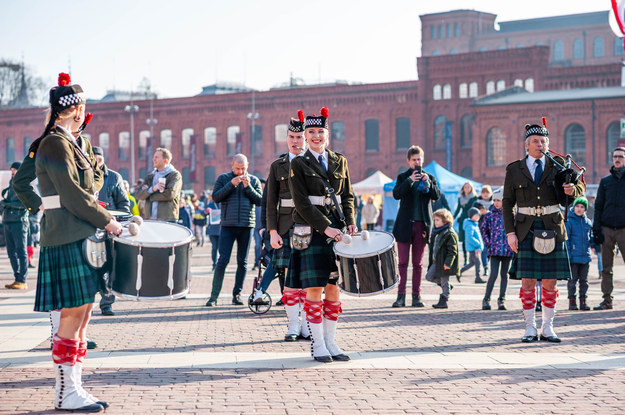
[290,224,313,251]
[82,230,108,269]
[532,229,556,255]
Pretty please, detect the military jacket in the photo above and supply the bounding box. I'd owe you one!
[13,133,103,215]
[32,128,111,246]
[266,153,296,236]
[288,149,355,234]
[502,155,584,242]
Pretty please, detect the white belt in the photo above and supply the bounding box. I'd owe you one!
[517,205,560,216]
[308,195,341,206]
[41,195,61,210]
[280,198,295,208]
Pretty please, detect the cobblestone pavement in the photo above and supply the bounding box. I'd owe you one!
[1,241,624,414]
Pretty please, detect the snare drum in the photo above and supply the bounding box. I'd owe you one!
[107,209,132,222]
[110,220,193,300]
[333,231,399,296]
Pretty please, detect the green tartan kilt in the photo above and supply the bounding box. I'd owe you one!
[509,219,571,281]
[272,233,292,270]
[286,231,339,289]
[34,239,100,312]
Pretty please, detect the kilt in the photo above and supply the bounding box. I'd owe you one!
[286,231,338,289]
[272,233,292,270]
[509,219,571,280]
[34,239,100,312]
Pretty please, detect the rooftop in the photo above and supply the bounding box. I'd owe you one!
[473,86,625,106]
[498,11,609,32]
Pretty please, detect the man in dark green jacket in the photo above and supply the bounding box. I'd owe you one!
[1,162,29,289]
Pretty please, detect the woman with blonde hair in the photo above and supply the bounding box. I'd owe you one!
[453,182,478,271]
[15,73,122,412]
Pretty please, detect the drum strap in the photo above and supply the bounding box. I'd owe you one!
[136,247,143,294]
[320,178,346,227]
[167,247,176,296]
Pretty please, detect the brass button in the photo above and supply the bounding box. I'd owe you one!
[537,196,541,200]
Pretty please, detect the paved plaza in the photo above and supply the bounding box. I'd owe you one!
[1,242,624,414]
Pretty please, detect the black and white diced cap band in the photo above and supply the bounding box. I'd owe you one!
[305,118,324,127]
[525,126,548,138]
[58,92,86,107]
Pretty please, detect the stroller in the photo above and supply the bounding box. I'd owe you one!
[247,231,284,314]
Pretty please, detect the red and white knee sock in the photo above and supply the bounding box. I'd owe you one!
[282,291,301,337]
[322,300,345,356]
[541,288,559,337]
[52,335,79,366]
[519,289,537,336]
[304,299,330,358]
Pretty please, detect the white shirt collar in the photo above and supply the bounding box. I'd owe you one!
[55,124,76,144]
[308,148,326,161]
[288,152,301,161]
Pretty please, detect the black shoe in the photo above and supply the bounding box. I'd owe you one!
[28,263,36,268]
[456,275,461,283]
[331,354,350,361]
[392,294,406,308]
[284,334,298,342]
[535,303,542,312]
[540,334,562,343]
[276,299,284,306]
[579,297,590,311]
[86,340,98,350]
[594,301,613,310]
[314,355,333,363]
[100,307,115,316]
[205,299,217,307]
[521,335,539,343]
[432,294,448,309]
[56,403,104,413]
[232,295,244,305]
[497,298,507,311]
[474,277,486,284]
[482,300,491,310]
[412,294,424,308]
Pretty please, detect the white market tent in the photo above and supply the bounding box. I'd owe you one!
[351,170,393,196]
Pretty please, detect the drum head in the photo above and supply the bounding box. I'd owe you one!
[113,220,194,247]
[333,231,395,258]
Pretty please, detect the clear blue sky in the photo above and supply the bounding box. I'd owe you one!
[0,0,609,102]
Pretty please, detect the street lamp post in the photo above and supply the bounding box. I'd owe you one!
[145,91,158,175]
[247,91,259,173]
[124,97,139,185]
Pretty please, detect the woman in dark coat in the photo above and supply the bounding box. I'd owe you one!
[453,182,478,266]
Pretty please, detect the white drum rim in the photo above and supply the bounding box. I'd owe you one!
[332,231,395,258]
[112,219,194,248]
[112,286,189,301]
[107,209,132,218]
[339,279,400,297]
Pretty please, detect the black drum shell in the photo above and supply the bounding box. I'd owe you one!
[337,247,399,296]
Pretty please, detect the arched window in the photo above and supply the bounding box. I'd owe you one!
[139,130,149,160]
[514,78,523,87]
[274,124,287,155]
[454,23,460,37]
[459,83,468,99]
[469,82,478,97]
[446,24,452,38]
[203,127,216,157]
[525,78,534,92]
[365,119,379,151]
[460,114,473,148]
[606,121,621,164]
[496,80,505,91]
[181,167,192,190]
[98,132,109,159]
[486,81,495,95]
[433,115,447,150]
[442,84,452,99]
[431,26,436,39]
[227,125,239,156]
[593,37,604,57]
[250,125,262,155]
[204,166,216,187]
[395,117,410,151]
[433,84,442,100]
[615,37,624,56]
[553,40,564,60]
[331,121,345,153]
[160,129,172,149]
[486,127,506,167]
[118,131,130,161]
[565,123,586,166]
[6,137,15,165]
[181,128,193,159]
[573,38,584,59]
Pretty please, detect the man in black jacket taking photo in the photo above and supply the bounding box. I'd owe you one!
[593,146,625,310]
[205,154,263,306]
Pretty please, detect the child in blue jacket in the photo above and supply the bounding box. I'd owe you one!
[460,207,485,283]
[565,197,593,311]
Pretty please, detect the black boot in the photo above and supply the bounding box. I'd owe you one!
[594,299,613,310]
[392,294,406,307]
[497,298,507,310]
[568,296,578,310]
[432,294,448,309]
[412,294,424,307]
[482,299,491,310]
[474,276,486,284]
[579,296,590,311]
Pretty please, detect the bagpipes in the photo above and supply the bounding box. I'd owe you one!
[538,119,586,221]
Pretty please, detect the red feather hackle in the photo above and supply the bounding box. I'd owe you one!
[297,110,305,123]
[542,117,547,128]
[320,107,329,118]
[58,73,71,87]
[84,113,93,125]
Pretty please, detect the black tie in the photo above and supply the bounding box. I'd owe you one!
[318,155,327,173]
[534,159,543,185]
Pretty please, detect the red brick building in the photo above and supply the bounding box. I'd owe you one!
[1,9,624,191]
